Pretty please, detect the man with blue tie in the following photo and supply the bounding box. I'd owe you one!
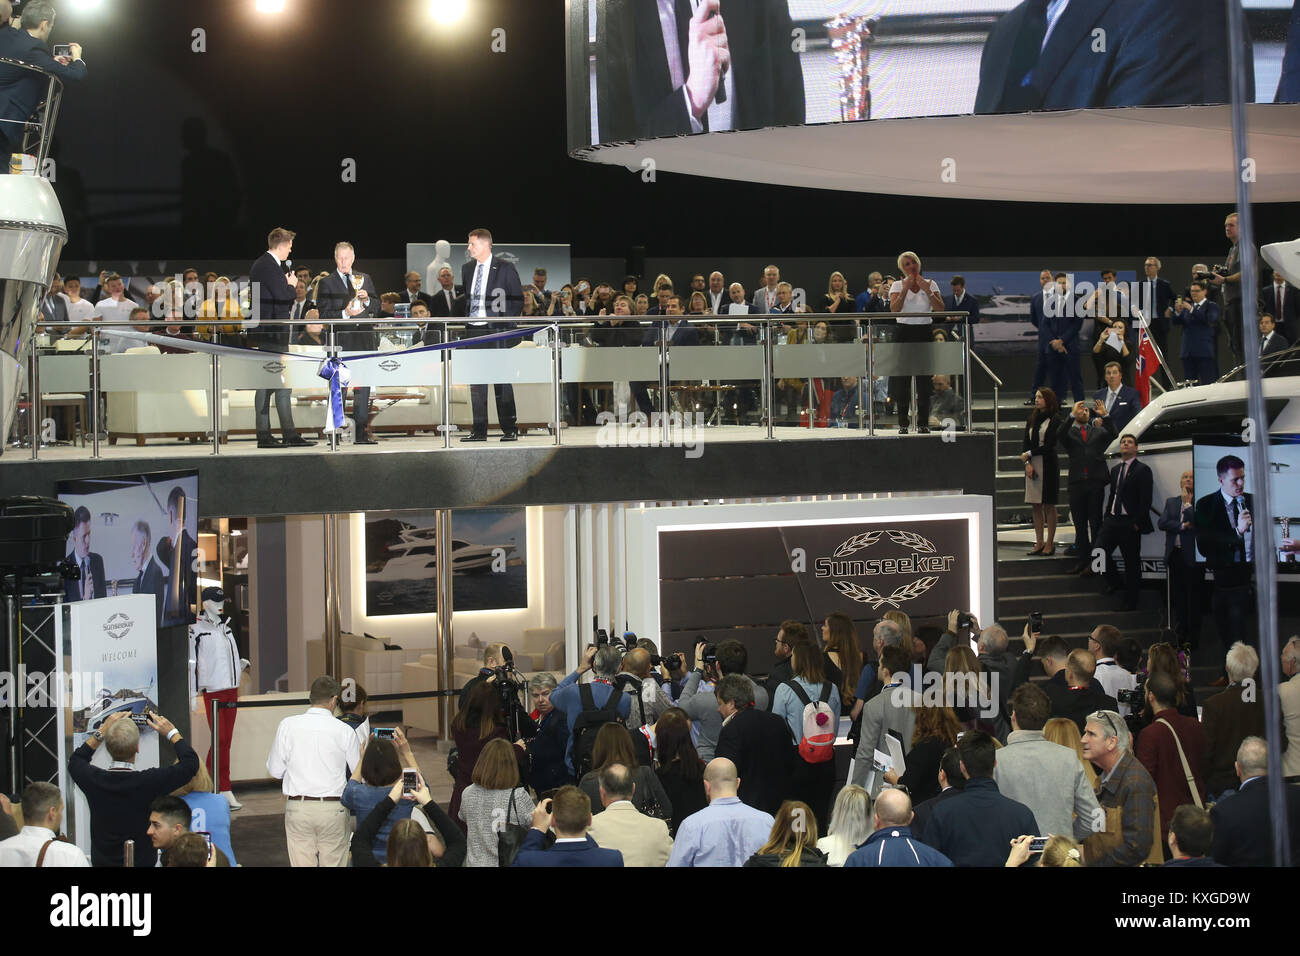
[1173,280,1219,384]
[1093,434,1153,611]
[511,786,624,868]
[1195,455,1254,649]
[460,228,523,442]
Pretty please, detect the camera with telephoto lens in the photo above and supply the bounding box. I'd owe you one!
[652,653,683,671]
[957,612,974,632]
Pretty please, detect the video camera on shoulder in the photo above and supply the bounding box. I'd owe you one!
[1116,680,1145,708]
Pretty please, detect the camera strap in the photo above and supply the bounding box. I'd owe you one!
[1155,718,1204,810]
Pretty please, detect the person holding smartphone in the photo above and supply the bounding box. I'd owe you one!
[351,771,466,868]
[0,1,86,159]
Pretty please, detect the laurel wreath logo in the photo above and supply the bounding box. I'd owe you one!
[828,529,940,609]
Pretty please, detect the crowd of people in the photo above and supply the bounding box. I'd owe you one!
[8,619,1297,869]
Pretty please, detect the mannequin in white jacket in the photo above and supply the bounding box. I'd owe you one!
[189,586,248,810]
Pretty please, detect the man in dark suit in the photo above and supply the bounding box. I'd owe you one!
[1195,453,1254,648]
[1259,313,1291,377]
[40,274,68,326]
[1046,649,1119,732]
[1058,400,1114,573]
[595,0,804,143]
[427,265,464,317]
[1201,643,1265,798]
[631,294,699,415]
[0,2,87,155]
[1093,433,1153,610]
[156,485,197,628]
[910,746,964,843]
[1173,280,1219,385]
[248,227,313,448]
[1092,361,1142,436]
[974,0,1241,115]
[399,270,434,312]
[921,731,1038,867]
[1210,736,1300,867]
[1262,274,1297,341]
[1027,268,1056,403]
[511,786,624,868]
[460,228,523,442]
[128,519,166,626]
[943,274,980,330]
[314,242,380,444]
[713,674,792,815]
[64,505,106,602]
[1139,257,1175,385]
[1158,470,1205,647]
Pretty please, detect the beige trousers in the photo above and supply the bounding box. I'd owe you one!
[284,799,350,867]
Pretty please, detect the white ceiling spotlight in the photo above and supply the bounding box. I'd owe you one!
[255,0,287,13]
[429,0,468,24]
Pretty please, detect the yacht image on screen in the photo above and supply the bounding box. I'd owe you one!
[367,525,517,581]
[76,679,158,733]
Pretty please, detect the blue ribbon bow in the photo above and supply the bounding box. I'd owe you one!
[317,356,352,433]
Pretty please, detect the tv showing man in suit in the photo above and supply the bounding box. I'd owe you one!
[974,0,1242,115]
[128,519,166,626]
[64,506,107,603]
[460,228,523,442]
[594,0,804,143]
[1195,452,1254,649]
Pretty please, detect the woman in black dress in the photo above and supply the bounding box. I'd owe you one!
[1020,387,1062,555]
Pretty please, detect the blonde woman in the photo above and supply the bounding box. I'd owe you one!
[1043,716,1098,790]
[817,785,872,866]
[744,800,828,867]
[173,762,236,866]
[889,251,944,433]
[1006,833,1084,866]
[824,271,855,315]
[196,276,243,339]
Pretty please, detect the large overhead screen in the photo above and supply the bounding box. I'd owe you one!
[571,0,1293,150]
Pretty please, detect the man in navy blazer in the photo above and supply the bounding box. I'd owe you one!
[1139,258,1176,383]
[0,3,87,155]
[1210,737,1300,867]
[943,275,980,330]
[1027,269,1056,402]
[632,294,698,414]
[1093,433,1154,611]
[1158,471,1204,647]
[974,0,1242,115]
[512,786,624,868]
[1092,361,1142,435]
[460,228,524,442]
[248,227,312,447]
[1173,281,1219,384]
[1194,453,1253,648]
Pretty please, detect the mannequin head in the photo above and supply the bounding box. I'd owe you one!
[201,586,224,618]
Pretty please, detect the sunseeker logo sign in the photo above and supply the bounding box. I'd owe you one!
[814,529,957,609]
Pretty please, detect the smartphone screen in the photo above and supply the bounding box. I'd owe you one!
[402,769,418,792]
[373,727,395,740]
[1029,836,1048,853]
[53,44,71,57]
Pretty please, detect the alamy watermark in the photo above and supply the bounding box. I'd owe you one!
[596,410,706,459]
[0,668,105,710]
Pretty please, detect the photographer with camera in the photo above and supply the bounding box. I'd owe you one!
[1207,212,1254,365]
[449,682,530,833]
[459,642,512,711]
[549,644,632,777]
[678,638,769,761]
[614,646,675,733]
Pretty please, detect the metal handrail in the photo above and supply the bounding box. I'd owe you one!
[0,55,65,170]
[968,349,1002,387]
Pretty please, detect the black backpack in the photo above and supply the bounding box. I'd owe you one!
[570,683,623,778]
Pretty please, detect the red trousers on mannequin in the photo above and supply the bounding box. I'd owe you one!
[203,687,239,791]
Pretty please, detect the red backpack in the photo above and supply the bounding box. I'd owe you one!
[785,680,836,763]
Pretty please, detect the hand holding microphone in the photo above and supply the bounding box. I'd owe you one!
[685,0,730,119]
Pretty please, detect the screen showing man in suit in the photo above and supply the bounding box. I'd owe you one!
[64,506,107,603]
[1194,438,1300,570]
[570,1,1279,147]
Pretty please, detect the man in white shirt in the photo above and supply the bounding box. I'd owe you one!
[587,763,673,867]
[706,271,726,314]
[266,676,360,867]
[0,782,89,867]
[90,272,137,354]
[1088,625,1137,716]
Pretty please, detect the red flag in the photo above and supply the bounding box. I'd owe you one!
[1135,325,1159,405]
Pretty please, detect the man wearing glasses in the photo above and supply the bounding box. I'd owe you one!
[762,620,804,711]
[1081,709,1158,866]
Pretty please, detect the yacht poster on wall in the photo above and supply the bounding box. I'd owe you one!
[364,508,527,615]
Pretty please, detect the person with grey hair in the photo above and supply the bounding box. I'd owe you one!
[817,784,873,866]
[549,644,632,776]
[68,709,198,867]
[850,619,908,721]
[714,672,792,815]
[127,518,165,624]
[522,672,572,792]
[1210,735,1300,866]
[1081,709,1157,866]
[1201,642,1265,798]
[266,676,361,867]
[1282,636,1300,778]
[0,782,89,866]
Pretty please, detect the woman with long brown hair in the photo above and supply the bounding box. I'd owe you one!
[577,722,672,820]
[448,681,526,831]
[1139,642,1197,723]
[822,613,863,716]
[1021,386,1063,555]
[654,707,706,836]
[885,705,962,804]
